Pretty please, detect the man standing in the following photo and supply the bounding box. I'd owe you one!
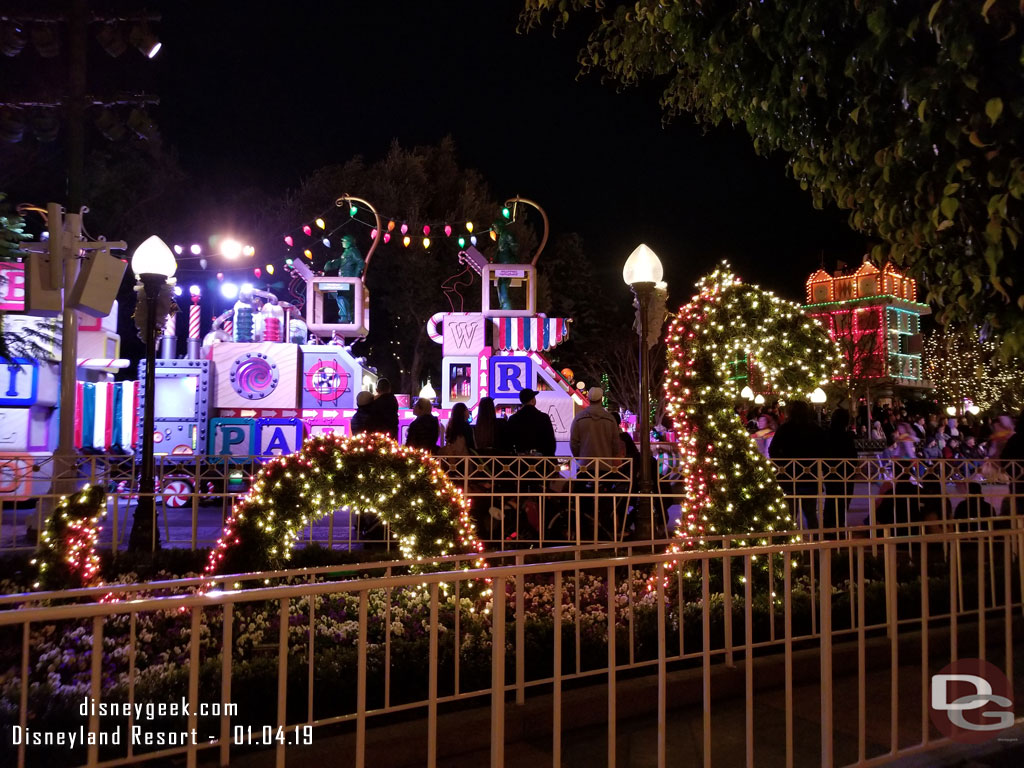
[506,388,555,456]
[367,378,399,440]
[769,400,826,531]
[570,386,621,463]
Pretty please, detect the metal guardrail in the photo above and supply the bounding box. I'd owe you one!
[0,527,1020,767]
[0,456,1020,552]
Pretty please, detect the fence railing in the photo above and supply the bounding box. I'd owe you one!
[0,455,1021,552]
[0,526,1020,767]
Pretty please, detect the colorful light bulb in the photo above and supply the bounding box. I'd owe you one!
[284,235,294,247]
[444,225,452,237]
[466,221,474,233]
[458,236,466,248]
[387,220,395,232]
[423,237,431,249]
[315,218,326,230]
[501,206,511,219]
[383,233,391,244]
[302,225,312,237]
[370,228,378,240]
[470,235,477,246]
[400,223,408,235]
[349,204,358,217]
[303,249,313,259]
[403,235,411,247]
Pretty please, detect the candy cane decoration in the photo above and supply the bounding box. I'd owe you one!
[427,312,444,344]
[77,359,130,369]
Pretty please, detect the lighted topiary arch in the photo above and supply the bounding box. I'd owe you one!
[204,431,485,578]
[663,264,842,553]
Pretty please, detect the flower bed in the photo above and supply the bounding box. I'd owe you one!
[0,547,981,767]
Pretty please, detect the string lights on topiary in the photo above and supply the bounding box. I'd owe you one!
[32,484,108,590]
[660,263,843,581]
[203,431,485,584]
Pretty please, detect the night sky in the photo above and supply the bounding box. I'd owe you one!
[149,0,865,304]
[1,0,867,306]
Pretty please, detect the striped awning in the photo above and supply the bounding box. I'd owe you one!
[492,317,569,351]
[75,381,139,452]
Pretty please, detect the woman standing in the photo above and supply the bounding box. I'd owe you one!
[444,402,477,455]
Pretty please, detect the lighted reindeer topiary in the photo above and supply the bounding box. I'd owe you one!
[663,264,843,560]
[32,484,108,590]
[204,431,485,579]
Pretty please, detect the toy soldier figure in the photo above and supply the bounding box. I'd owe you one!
[492,219,518,310]
[323,235,364,324]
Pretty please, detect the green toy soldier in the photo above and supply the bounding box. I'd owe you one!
[323,235,364,324]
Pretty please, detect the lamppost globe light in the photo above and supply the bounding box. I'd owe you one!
[622,243,663,285]
[946,405,958,416]
[189,284,201,297]
[131,235,177,278]
[419,382,436,400]
[740,385,755,401]
[754,394,766,405]
[967,404,981,415]
[810,387,827,404]
[220,282,239,300]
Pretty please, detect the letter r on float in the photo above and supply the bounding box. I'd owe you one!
[489,356,532,397]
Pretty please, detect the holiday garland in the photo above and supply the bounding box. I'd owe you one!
[32,484,108,590]
[663,264,842,561]
[204,431,485,580]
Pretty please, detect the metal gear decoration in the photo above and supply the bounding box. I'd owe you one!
[229,353,279,400]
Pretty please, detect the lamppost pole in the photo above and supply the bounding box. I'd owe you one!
[130,274,163,551]
[634,281,655,497]
[127,236,176,552]
[623,244,665,541]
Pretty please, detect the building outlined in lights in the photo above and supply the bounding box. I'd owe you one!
[803,260,931,403]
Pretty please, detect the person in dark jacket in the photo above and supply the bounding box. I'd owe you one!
[350,390,375,435]
[769,400,826,531]
[366,377,399,439]
[405,397,440,452]
[505,388,556,456]
[822,407,858,536]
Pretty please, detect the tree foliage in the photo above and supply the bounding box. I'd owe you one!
[520,0,1024,355]
[279,138,511,394]
[924,324,1024,415]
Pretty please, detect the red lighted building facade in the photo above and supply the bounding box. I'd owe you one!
[803,261,931,402]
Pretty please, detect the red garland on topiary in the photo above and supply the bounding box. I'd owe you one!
[32,484,108,590]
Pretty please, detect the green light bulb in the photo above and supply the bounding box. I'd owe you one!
[458,236,466,248]
[349,205,358,217]
[501,206,511,219]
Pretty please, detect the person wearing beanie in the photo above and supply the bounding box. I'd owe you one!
[570,386,623,462]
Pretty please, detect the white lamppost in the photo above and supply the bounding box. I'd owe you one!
[622,244,664,538]
[810,386,827,425]
[129,235,177,551]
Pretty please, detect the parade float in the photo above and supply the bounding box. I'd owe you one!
[1,196,586,507]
